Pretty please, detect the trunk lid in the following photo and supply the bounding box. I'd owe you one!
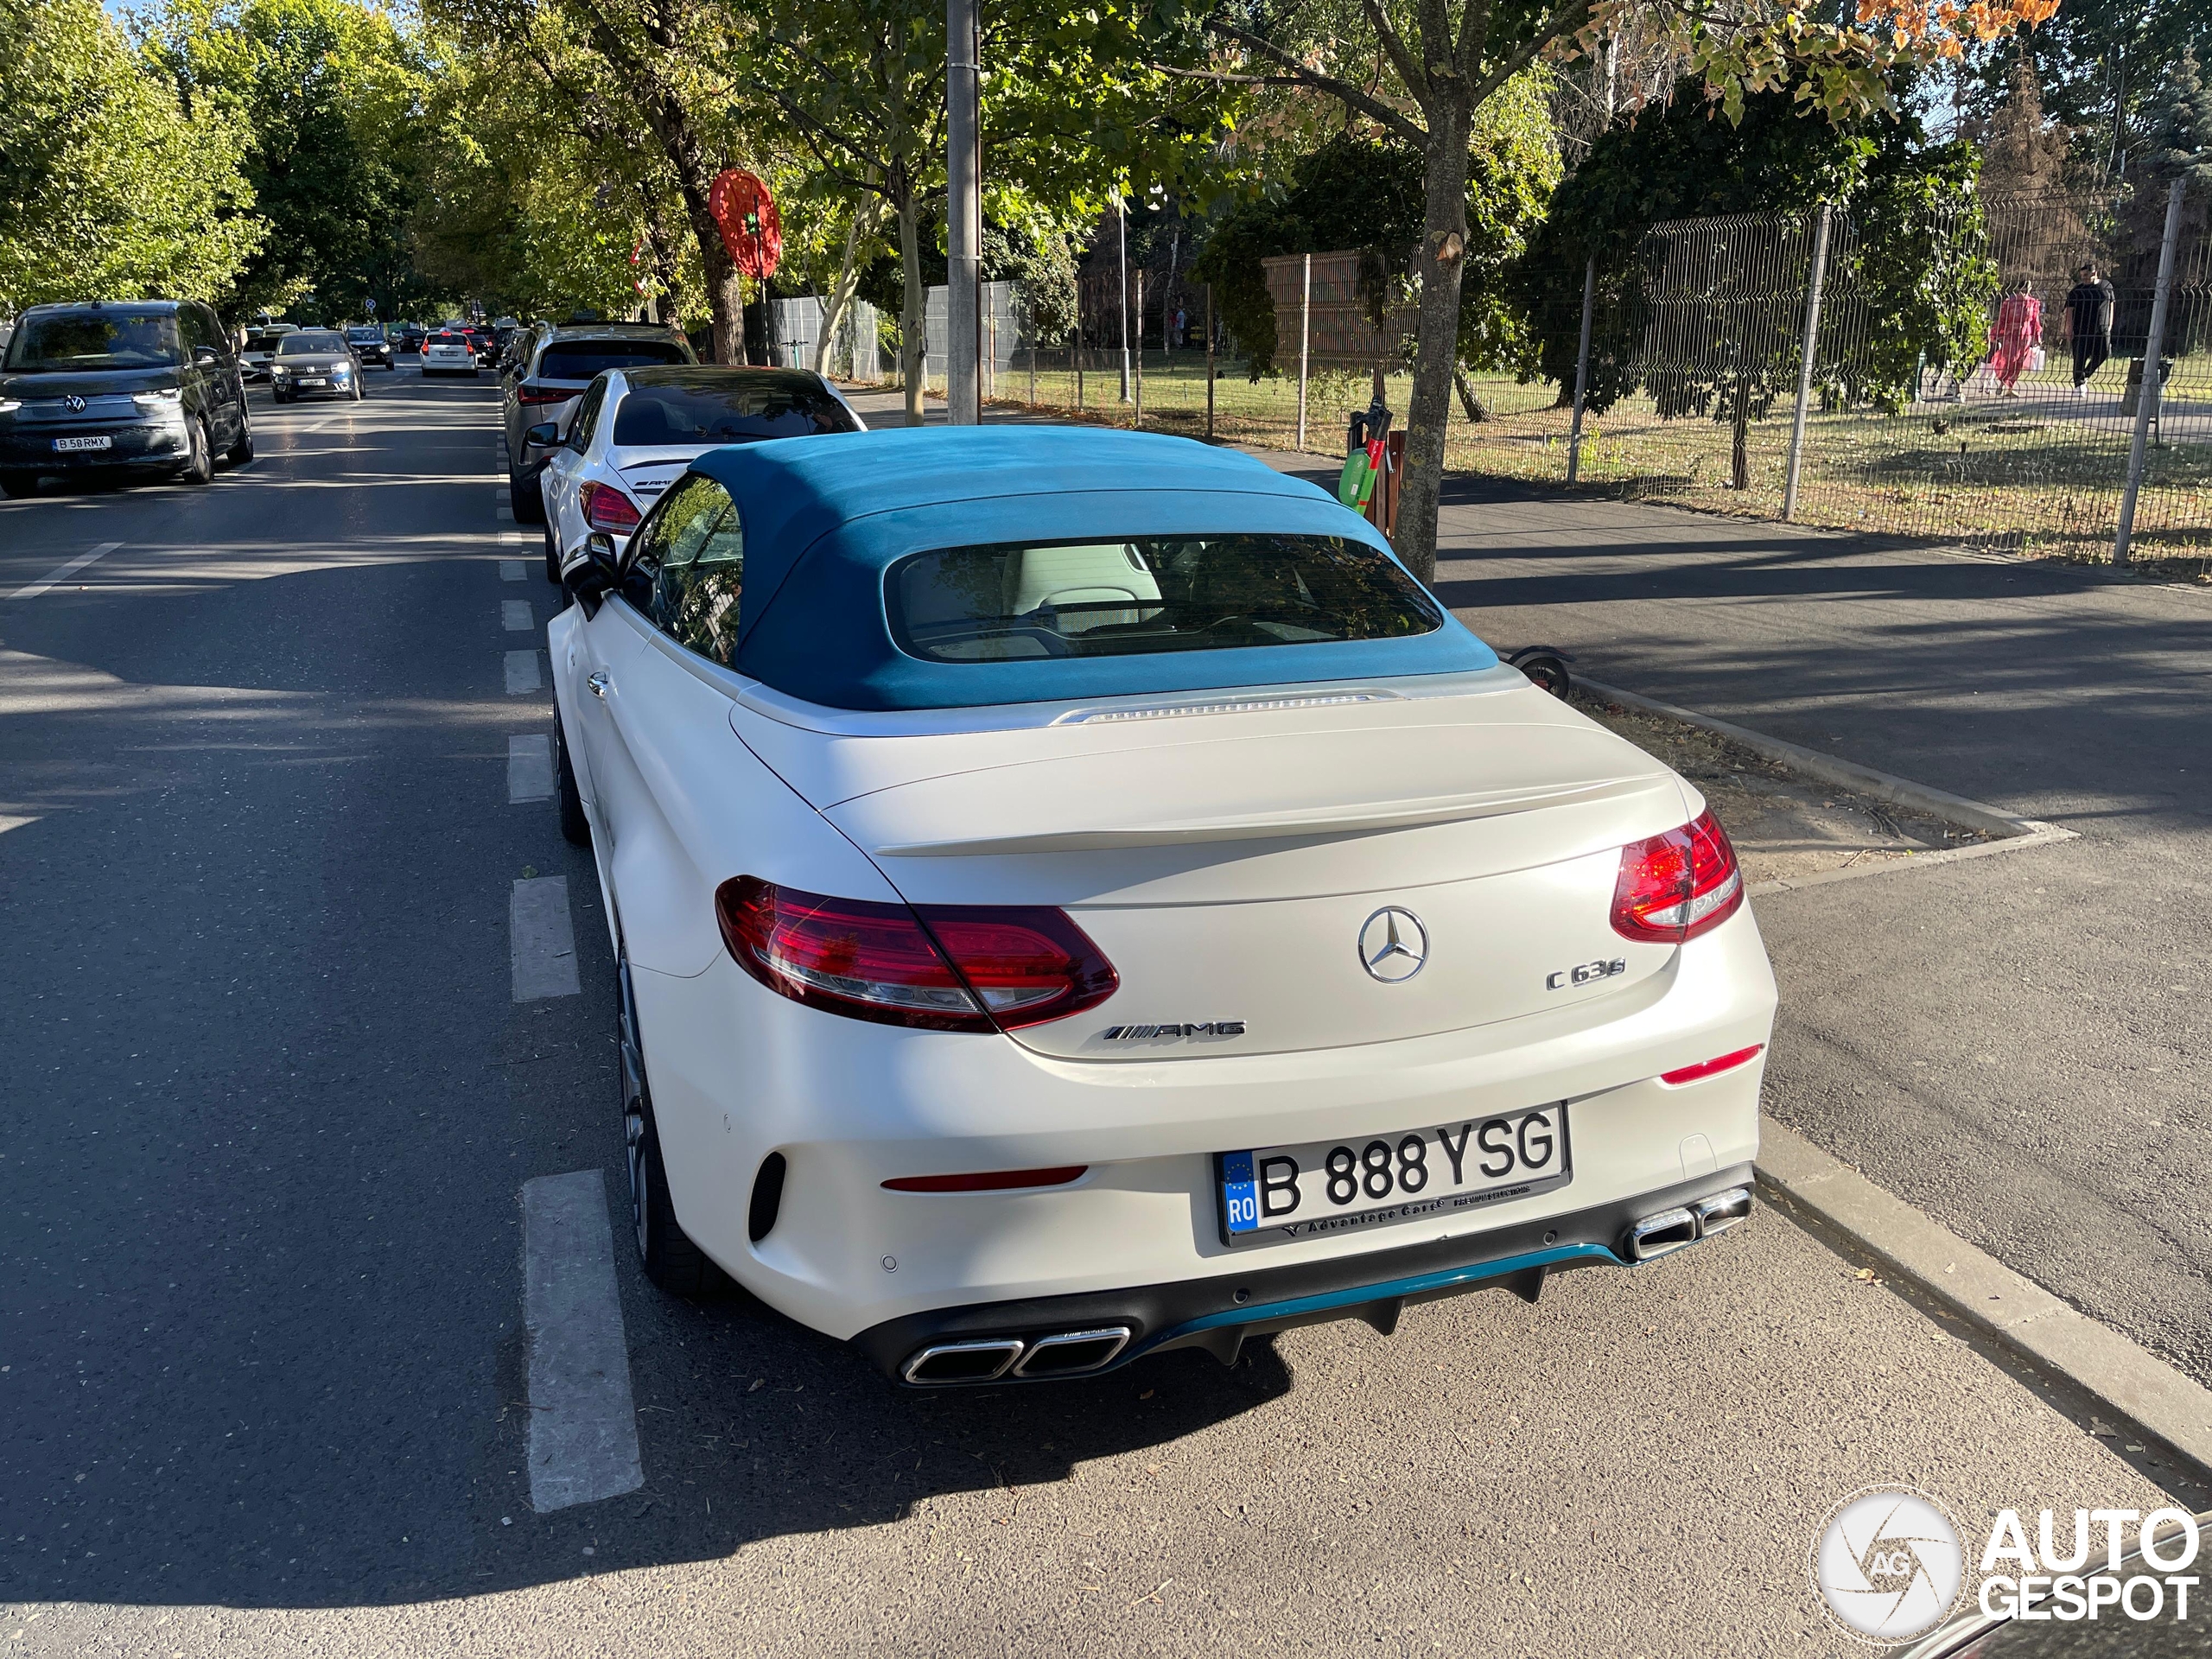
[760,680,1694,1060]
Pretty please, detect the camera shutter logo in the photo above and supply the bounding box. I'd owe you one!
[1811,1486,1963,1642]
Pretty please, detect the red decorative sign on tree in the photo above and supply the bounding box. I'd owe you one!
[708,169,782,280]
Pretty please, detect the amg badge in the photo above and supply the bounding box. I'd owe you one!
[1547,958,1626,991]
[1101,1021,1247,1041]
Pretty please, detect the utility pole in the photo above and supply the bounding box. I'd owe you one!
[1117,196,1132,402]
[945,0,980,424]
[2115,177,2186,566]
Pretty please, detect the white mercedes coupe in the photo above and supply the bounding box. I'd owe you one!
[546,427,1775,1387]
[525,365,864,584]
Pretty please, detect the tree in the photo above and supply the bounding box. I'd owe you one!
[1163,0,2065,582]
[148,0,435,321]
[0,0,262,312]
[1508,81,1996,486]
[1192,75,1556,387]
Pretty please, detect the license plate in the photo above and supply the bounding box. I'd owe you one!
[300,377,326,386]
[1217,1105,1571,1247]
[54,435,111,453]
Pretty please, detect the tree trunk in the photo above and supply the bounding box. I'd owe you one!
[1453,365,1491,423]
[1399,105,1474,585]
[897,188,925,426]
[817,194,881,377]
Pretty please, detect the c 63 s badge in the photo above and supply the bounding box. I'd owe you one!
[1547,958,1625,991]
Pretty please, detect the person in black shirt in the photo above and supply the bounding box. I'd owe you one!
[2063,263,2115,394]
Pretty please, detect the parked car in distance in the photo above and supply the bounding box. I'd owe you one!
[239,321,297,382]
[502,322,696,519]
[344,324,394,370]
[545,426,1775,1386]
[0,298,251,496]
[269,329,365,403]
[421,325,478,378]
[530,365,865,582]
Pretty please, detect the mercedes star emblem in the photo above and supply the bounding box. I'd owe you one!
[1358,906,1428,983]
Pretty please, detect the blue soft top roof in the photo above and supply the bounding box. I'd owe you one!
[690,425,1494,710]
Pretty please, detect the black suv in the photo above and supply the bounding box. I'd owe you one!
[345,324,395,369]
[0,300,251,497]
[500,322,696,522]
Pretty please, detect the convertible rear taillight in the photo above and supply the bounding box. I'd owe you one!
[582,482,641,533]
[715,877,1118,1033]
[1611,809,1744,944]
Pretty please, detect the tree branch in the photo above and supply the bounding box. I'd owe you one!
[1204,21,1429,147]
[1356,0,1432,109]
[1462,0,1590,108]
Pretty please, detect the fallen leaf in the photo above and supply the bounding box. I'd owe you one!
[1854,1268,1877,1282]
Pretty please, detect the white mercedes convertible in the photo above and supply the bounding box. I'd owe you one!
[546,427,1775,1386]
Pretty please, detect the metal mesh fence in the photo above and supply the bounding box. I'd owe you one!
[972,196,2210,569]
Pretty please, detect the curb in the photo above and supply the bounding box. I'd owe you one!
[1758,1116,2212,1484]
[1575,677,2061,841]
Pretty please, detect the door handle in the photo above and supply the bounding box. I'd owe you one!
[587,671,610,698]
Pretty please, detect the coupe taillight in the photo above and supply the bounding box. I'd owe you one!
[715,877,1118,1033]
[517,385,570,406]
[582,482,641,533]
[1611,810,1744,944]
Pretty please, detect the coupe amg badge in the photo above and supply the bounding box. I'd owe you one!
[1548,957,1627,990]
[1101,1021,1247,1041]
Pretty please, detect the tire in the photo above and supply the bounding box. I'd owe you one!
[0,470,37,499]
[553,706,589,847]
[226,411,253,465]
[620,960,720,1297]
[273,387,290,404]
[179,417,213,486]
[352,378,364,401]
[510,467,545,524]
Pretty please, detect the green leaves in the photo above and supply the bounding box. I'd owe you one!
[0,0,262,311]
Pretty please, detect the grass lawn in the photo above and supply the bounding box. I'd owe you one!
[980,352,2212,580]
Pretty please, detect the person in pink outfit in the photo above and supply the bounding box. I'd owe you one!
[1987,280,2042,396]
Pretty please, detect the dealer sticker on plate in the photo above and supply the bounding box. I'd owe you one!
[1217,1105,1570,1247]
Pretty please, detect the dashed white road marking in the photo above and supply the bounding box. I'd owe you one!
[502,599,533,632]
[505,650,543,695]
[10,542,123,601]
[523,1171,645,1514]
[500,560,525,582]
[497,506,515,523]
[510,876,580,1001]
[508,734,554,803]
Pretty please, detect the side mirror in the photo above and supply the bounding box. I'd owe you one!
[524,422,560,449]
[193,345,219,365]
[565,531,621,607]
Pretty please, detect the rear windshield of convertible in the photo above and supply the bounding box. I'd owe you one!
[887,535,1443,664]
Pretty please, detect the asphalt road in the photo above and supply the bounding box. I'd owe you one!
[0,377,2183,1655]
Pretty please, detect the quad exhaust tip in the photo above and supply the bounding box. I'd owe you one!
[1627,1185,1752,1262]
[903,1325,1133,1386]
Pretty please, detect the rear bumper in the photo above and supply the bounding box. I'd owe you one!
[854,1164,1756,1382]
[635,904,1777,1344]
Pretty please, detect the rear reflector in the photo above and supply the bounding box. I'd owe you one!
[1660,1044,1765,1085]
[1611,810,1745,944]
[715,877,1118,1033]
[882,1166,1088,1192]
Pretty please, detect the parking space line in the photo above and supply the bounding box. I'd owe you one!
[522,1171,645,1514]
[502,600,533,632]
[510,876,580,1001]
[500,560,525,582]
[505,650,543,695]
[508,734,554,803]
[10,541,123,601]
